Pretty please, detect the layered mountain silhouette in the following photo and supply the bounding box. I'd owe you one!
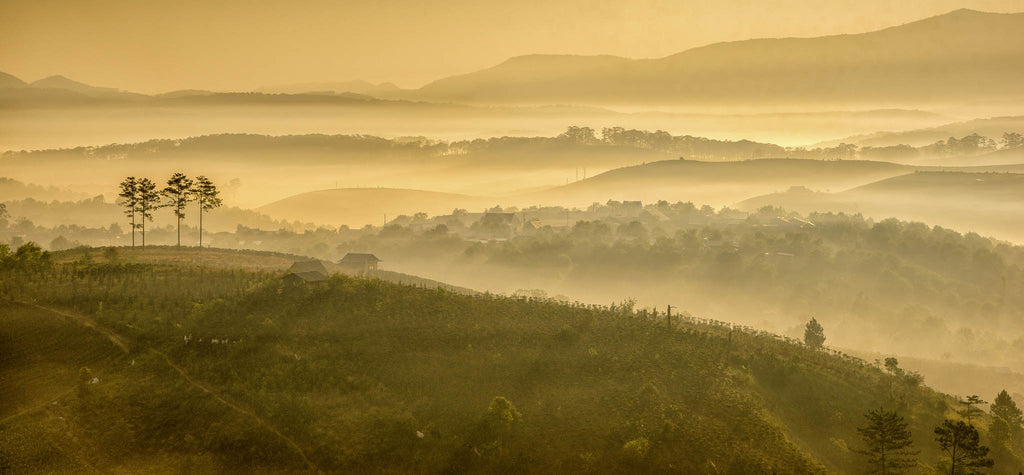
[28,75,123,96]
[0,71,27,88]
[2,9,1022,109]
[403,9,1024,106]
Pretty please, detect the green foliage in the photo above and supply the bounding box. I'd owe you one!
[622,437,650,462]
[934,419,993,474]
[856,408,918,474]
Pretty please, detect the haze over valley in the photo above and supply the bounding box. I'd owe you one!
[3,3,1024,473]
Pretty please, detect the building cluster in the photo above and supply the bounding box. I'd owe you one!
[282,252,381,284]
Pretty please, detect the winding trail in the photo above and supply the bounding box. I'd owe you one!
[22,302,131,354]
[12,302,321,473]
[0,389,72,427]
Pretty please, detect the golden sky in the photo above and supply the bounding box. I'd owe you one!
[2,0,1023,93]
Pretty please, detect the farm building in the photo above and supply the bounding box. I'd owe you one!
[339,253,381,273]
[283,259,330,284]
[283,270,329,285]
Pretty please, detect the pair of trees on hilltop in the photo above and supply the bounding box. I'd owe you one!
[117,173,222,248]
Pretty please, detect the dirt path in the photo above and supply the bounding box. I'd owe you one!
[21,302,131,354]
[16,302,321,473]
[0,389,72,427]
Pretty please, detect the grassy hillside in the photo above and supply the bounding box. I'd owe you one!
[1,251,1021,472]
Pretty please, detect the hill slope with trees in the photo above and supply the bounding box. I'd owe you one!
[1,249,1022,472]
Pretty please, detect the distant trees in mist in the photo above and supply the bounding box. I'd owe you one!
[10,128,1024,167]
[559,126,1024,161]
[117,173,222,248]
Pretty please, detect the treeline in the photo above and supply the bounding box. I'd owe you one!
[0,195,304,250]
[116,173,221,247]
[6,128,1022,164]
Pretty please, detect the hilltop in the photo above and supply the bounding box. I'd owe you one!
[404,9,1024,107]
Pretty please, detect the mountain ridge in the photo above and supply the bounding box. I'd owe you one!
[405,9,1024,106]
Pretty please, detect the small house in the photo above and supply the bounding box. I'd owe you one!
[283,260,329,284]
[338,253,381,273]
[283,270,329,285]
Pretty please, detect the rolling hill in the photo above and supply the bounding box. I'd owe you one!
[257,188,487,227]
[816,115,1024,149]
[403,9,1024,107]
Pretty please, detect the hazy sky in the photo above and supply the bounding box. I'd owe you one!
[2,0,1023,93]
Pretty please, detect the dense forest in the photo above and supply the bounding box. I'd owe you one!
[2,248,1022,472]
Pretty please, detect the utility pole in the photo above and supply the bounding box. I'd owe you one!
[383,213,387,226]
[666,304,673,330]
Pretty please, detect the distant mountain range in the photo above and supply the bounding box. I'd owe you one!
[3,9,1022,109]
[400,9,1024,107]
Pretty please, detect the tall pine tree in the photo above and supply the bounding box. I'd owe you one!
[857,408,918,474]
[991,390,1023,441]
[117,177,139,247]
[136,178,160,247]
[162,173,194,247]
[193,176,222,248]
